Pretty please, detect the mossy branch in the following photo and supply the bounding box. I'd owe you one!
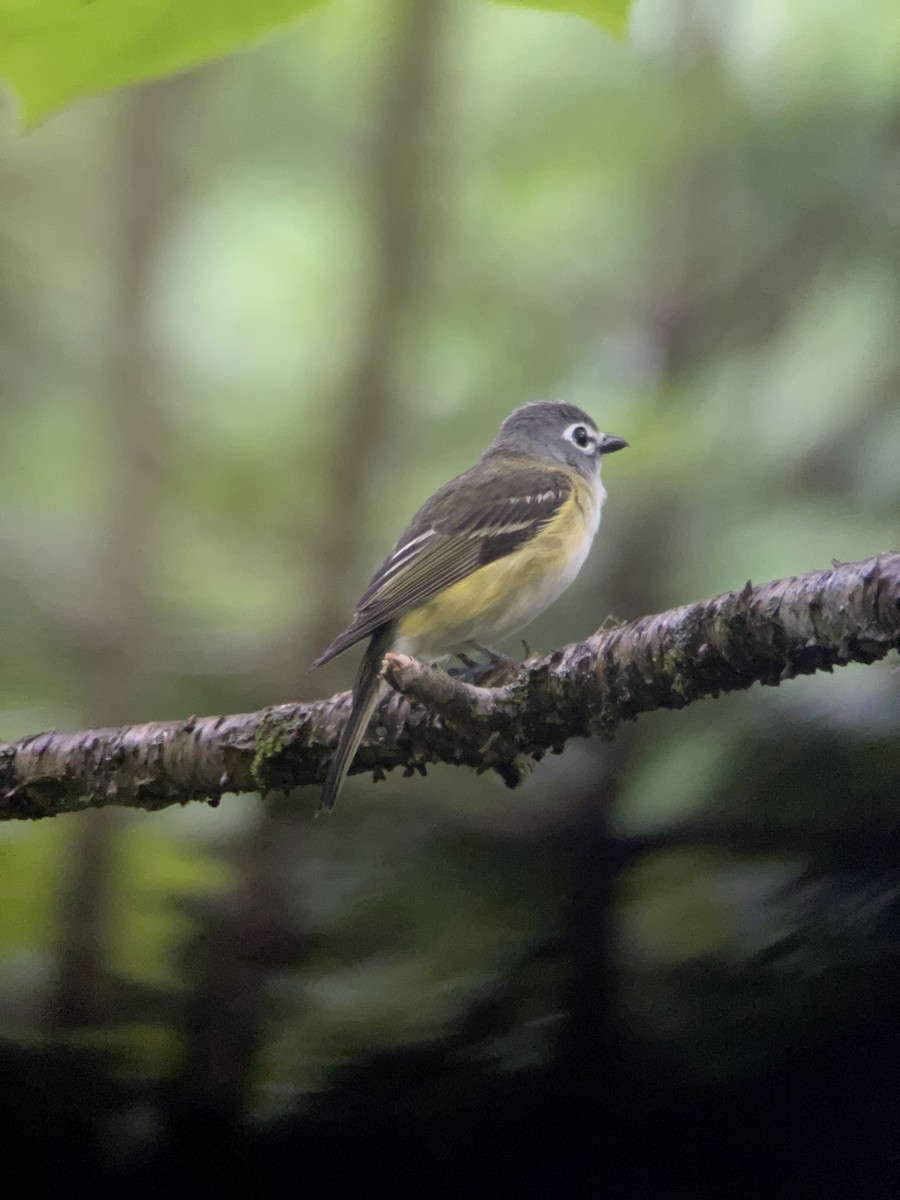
[1,552,898,821]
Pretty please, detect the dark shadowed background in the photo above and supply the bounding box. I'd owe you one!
[1,0,899,1192]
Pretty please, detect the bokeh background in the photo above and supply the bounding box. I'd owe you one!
[1,0,899,1191]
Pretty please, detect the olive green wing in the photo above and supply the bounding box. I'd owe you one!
[313,462,571,666]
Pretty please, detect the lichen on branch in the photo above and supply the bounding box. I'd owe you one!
[1,552,898,821]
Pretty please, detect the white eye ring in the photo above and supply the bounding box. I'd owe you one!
[563,423,596,452]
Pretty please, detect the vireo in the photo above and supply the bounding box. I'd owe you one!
[314,400,628,812]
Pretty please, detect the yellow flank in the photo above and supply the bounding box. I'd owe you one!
[395,473,602,659]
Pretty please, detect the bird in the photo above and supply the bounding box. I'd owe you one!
[313,400,628,812]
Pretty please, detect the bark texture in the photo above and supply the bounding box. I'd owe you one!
[1,553,897,821]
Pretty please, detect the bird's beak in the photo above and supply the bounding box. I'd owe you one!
[599,434,628,455]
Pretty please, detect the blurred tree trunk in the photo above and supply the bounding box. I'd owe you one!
[46,79,182,1031]
[558,79,719,1142]
[558,505,675,1147]
[170,0,451,1143]
[298,1,449,665]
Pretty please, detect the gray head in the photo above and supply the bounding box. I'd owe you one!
[485,400,628,478]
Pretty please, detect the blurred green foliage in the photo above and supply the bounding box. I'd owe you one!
[0,0,897,1166]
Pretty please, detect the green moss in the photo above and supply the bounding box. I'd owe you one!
[251,710,297,791]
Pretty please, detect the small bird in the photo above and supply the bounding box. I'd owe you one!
[313,400,628,812]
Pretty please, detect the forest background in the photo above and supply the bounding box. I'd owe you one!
[0,0,898,1191]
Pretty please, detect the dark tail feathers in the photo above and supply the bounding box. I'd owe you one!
[317,624,394,814]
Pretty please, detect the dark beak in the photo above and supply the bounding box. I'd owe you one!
[599,434,628,455]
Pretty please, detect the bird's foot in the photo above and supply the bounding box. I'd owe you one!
[447,652,486,682]
[447,665,478,680]
[468,641,508,665]
[448,642,519,686]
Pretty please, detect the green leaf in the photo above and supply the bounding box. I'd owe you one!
[0,0,633,126]
[0,0,329,126]
[492,0,633,38]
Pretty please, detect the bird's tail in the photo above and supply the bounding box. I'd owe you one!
[317,624,393,814]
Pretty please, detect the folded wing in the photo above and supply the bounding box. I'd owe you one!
[314,462,571,667]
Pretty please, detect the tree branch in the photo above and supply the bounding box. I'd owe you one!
[1,553,897,821]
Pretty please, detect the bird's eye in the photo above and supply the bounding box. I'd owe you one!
[572,426,590,448]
